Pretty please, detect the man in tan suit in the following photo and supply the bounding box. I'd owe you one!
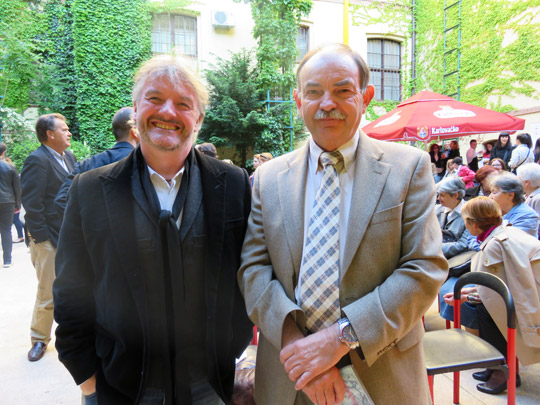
[238,43,448,404]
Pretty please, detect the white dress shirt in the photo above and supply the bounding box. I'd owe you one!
[44,144,69,172]
[147,165,184,227]
[295,132,359,304]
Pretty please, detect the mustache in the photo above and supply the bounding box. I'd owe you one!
[313,110,346,120]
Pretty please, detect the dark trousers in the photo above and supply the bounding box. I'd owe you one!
[477,303,508,359]
[13,211,23,238]
[0,203,14,264]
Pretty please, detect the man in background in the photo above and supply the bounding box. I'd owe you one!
[55,106,139,213]
[21,113,76,362]
[466,139,479,172]
[195,142,218,158]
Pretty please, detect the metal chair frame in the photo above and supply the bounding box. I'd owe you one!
[424,272,517,404]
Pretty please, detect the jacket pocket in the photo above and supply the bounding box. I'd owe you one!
[371,203,403,225]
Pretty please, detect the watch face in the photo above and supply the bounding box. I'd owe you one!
[343,325,356,343]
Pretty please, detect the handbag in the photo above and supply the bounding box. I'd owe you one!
[447,250,477,278]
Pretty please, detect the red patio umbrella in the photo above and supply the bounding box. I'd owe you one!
[362,91,525,143]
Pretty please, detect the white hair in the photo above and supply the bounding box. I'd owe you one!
[517,163,540,190]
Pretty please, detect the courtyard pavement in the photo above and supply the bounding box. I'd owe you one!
[0,225,539,404]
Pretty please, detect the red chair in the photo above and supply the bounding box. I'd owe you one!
[251,326,258,345]
[423,271,517,404]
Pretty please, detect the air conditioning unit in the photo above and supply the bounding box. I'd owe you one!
[212,10,235,28]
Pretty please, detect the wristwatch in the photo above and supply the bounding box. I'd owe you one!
[338,318,359,349]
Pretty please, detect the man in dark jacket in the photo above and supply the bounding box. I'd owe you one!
[21,113,77,362]
[53,54,252,405]
[0,142,21,267]
[55,106,139,214]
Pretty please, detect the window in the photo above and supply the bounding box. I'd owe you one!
[367,39,401,101]
[297,26,309,61]
[152,14,197,57]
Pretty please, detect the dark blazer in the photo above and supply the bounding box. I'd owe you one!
[0,159,21,208]
[21,145,76,246]
[436,204,471,259]
[55,142,134,214]
[53,148,253,404]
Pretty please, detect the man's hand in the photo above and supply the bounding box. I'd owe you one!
[302,367,346,405]
[280,323,349,390]
[80,374,96,395]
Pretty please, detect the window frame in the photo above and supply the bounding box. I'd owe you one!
[296,25,310,62]
[151,13,198,58]
[367,38,402,102]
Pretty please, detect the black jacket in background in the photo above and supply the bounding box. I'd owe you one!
[55,141,134,214]
[0,159,21,208]
[491,145,515,168]
[21,145,76,246]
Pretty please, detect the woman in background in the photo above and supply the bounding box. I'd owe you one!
[490,172,539,237]
[444,197,540,395]
[490,132,514,169]
[430,143,446,183]
[509,133,534,173]
[437,177,477,331]
[489,158,507,172]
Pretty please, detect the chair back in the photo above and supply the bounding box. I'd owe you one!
[453,271,516,329]
[453,271,518,405]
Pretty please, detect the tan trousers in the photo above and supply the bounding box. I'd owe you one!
[29,240,56,345]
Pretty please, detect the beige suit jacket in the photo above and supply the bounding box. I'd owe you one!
[476,225,540,365]
[238,131,448,404]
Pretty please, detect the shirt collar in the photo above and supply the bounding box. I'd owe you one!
[443,199,464,215]
[44,144,64,159]
[308,131,359,174]
[147,165,184,189]
[529,188,540,198]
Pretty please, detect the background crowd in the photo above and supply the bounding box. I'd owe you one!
[432,131,540,395]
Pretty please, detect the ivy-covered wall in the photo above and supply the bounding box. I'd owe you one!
[415,0,540,112]
[0,0,44,111]
[351,0,540,118]
[71,0,151,151]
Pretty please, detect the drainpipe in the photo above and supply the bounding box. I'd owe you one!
[412,0,417,95]
[343,0,349,44]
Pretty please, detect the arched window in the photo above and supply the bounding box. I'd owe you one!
[367,39,401,101]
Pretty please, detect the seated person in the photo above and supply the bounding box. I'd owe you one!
[489,157,507,172]
[490,172,540,237]
[517,163,540,237]
[436,177,471,258]
[465,165,499,200]
[450,157,476,188]
[444,197,540,395]
[437,177,477,330]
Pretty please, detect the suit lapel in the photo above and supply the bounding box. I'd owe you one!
[40,145,70,177]
[179,156,203,242]
[199,155,226,312]
[341,132,390,276]
[278,145,309,279]
[100,152,150,328]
